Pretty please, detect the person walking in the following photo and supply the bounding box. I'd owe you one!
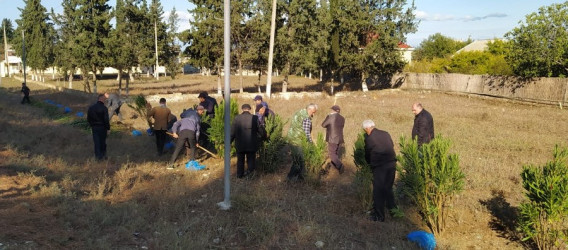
[288,104,318,143]
[321,105,345,174]
[231,104,263,178]
[287,104,318,180]
[104,92,123,121]
[148,98,172,156]
[169,106,205,169]
[87,94,110,160]
[411,103,435,145]
[21,82,31,104]
[362,119,397,222]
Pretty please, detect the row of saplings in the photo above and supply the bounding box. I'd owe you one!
[129,95,567,250]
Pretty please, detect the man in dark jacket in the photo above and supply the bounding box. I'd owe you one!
[87,94,110,160]
[21,82,31,104]
[231,104,263,178]
[363,119,397,222]
[412,103,434,145]
[321,105,345,174]
[198,92,218,118]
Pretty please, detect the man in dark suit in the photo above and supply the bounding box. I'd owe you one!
[87,94,110,160]
[231,104,264,178]
[321,105,345,174]
[363,119,397,222]
[412,103,434,145]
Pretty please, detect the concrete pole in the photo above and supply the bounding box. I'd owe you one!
[217,0,232,211]
[154,21,159,80]
[265,0,277,99]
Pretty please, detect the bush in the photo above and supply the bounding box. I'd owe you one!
[299,132,326,183]
[258,114,287,173]
[397,134,465,235]
[519,145,568,250]
[352,132,373,210]
[207,99,239,157]
[126,94,152,128]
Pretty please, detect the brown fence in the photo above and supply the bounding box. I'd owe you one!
[393,73,568,105]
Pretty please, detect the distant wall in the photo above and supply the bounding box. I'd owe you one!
[393,73,568,105]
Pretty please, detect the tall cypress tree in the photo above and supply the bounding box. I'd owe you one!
[13,0,54,79]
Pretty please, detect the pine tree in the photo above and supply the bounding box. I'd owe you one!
[13,0,55,79]
[165,7,181,79]
[184,0,225,94]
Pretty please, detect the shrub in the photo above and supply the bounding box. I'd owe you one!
[352,132,373,210]
[519,145,568,250]
[126,94,152,128]
[258,114,287,173]
[207,99,239,157]
[397,134,465,235]
[298,132,326,183]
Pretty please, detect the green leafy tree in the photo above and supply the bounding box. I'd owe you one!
[519,145,568,250]
[241,0,270,91]
[0,19,15,60]
[397,134,465,235]
[184,0,224,94]
[13,0,55,78]
[258,114,287,173]
[505,2,568,77]
[413,33,470,61]
[207,99,239,157]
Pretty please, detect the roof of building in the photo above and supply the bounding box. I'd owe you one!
[456,39,493,53]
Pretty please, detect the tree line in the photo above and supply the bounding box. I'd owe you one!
[408,2,568,78]
[2,0,419,94]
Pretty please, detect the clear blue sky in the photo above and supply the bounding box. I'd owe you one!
[0,0,565,47]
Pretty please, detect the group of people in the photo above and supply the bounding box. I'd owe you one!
[87,91,435,222]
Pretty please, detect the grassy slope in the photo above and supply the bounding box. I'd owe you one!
[1,76,567,249]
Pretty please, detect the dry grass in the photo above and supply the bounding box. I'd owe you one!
[1,75,567,249]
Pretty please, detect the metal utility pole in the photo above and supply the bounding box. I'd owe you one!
[217,0,232,211]
[154,21,159,80]
[265,0,277,99]
[21,30,26,84]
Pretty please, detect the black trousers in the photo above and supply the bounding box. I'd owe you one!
[21,95,30,104]
[236,151,256,177]
[170,130,197,163]
[92,126,107,160]
[372,163,397,219]
[154,129,167,155]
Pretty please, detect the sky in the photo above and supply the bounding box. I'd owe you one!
[0,0,565,47]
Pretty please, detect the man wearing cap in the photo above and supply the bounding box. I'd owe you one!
[255,102,275,127]
[253,95,268,108]
[231,104,264,178]
[321,105,345,174]
[168,106,205,169]
[148,98,172,156]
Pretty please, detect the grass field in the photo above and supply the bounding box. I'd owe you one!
[0,75,567,249]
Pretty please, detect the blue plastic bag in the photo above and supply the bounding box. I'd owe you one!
[64,107,72,113]
[164,141,175,150]
[146,128,154,136]
[45,99,55,105]
[185,160,206,171]
[76,112,84,117]
[407,231,436,250]
[56,104,63,108]
[132,130,142,136]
